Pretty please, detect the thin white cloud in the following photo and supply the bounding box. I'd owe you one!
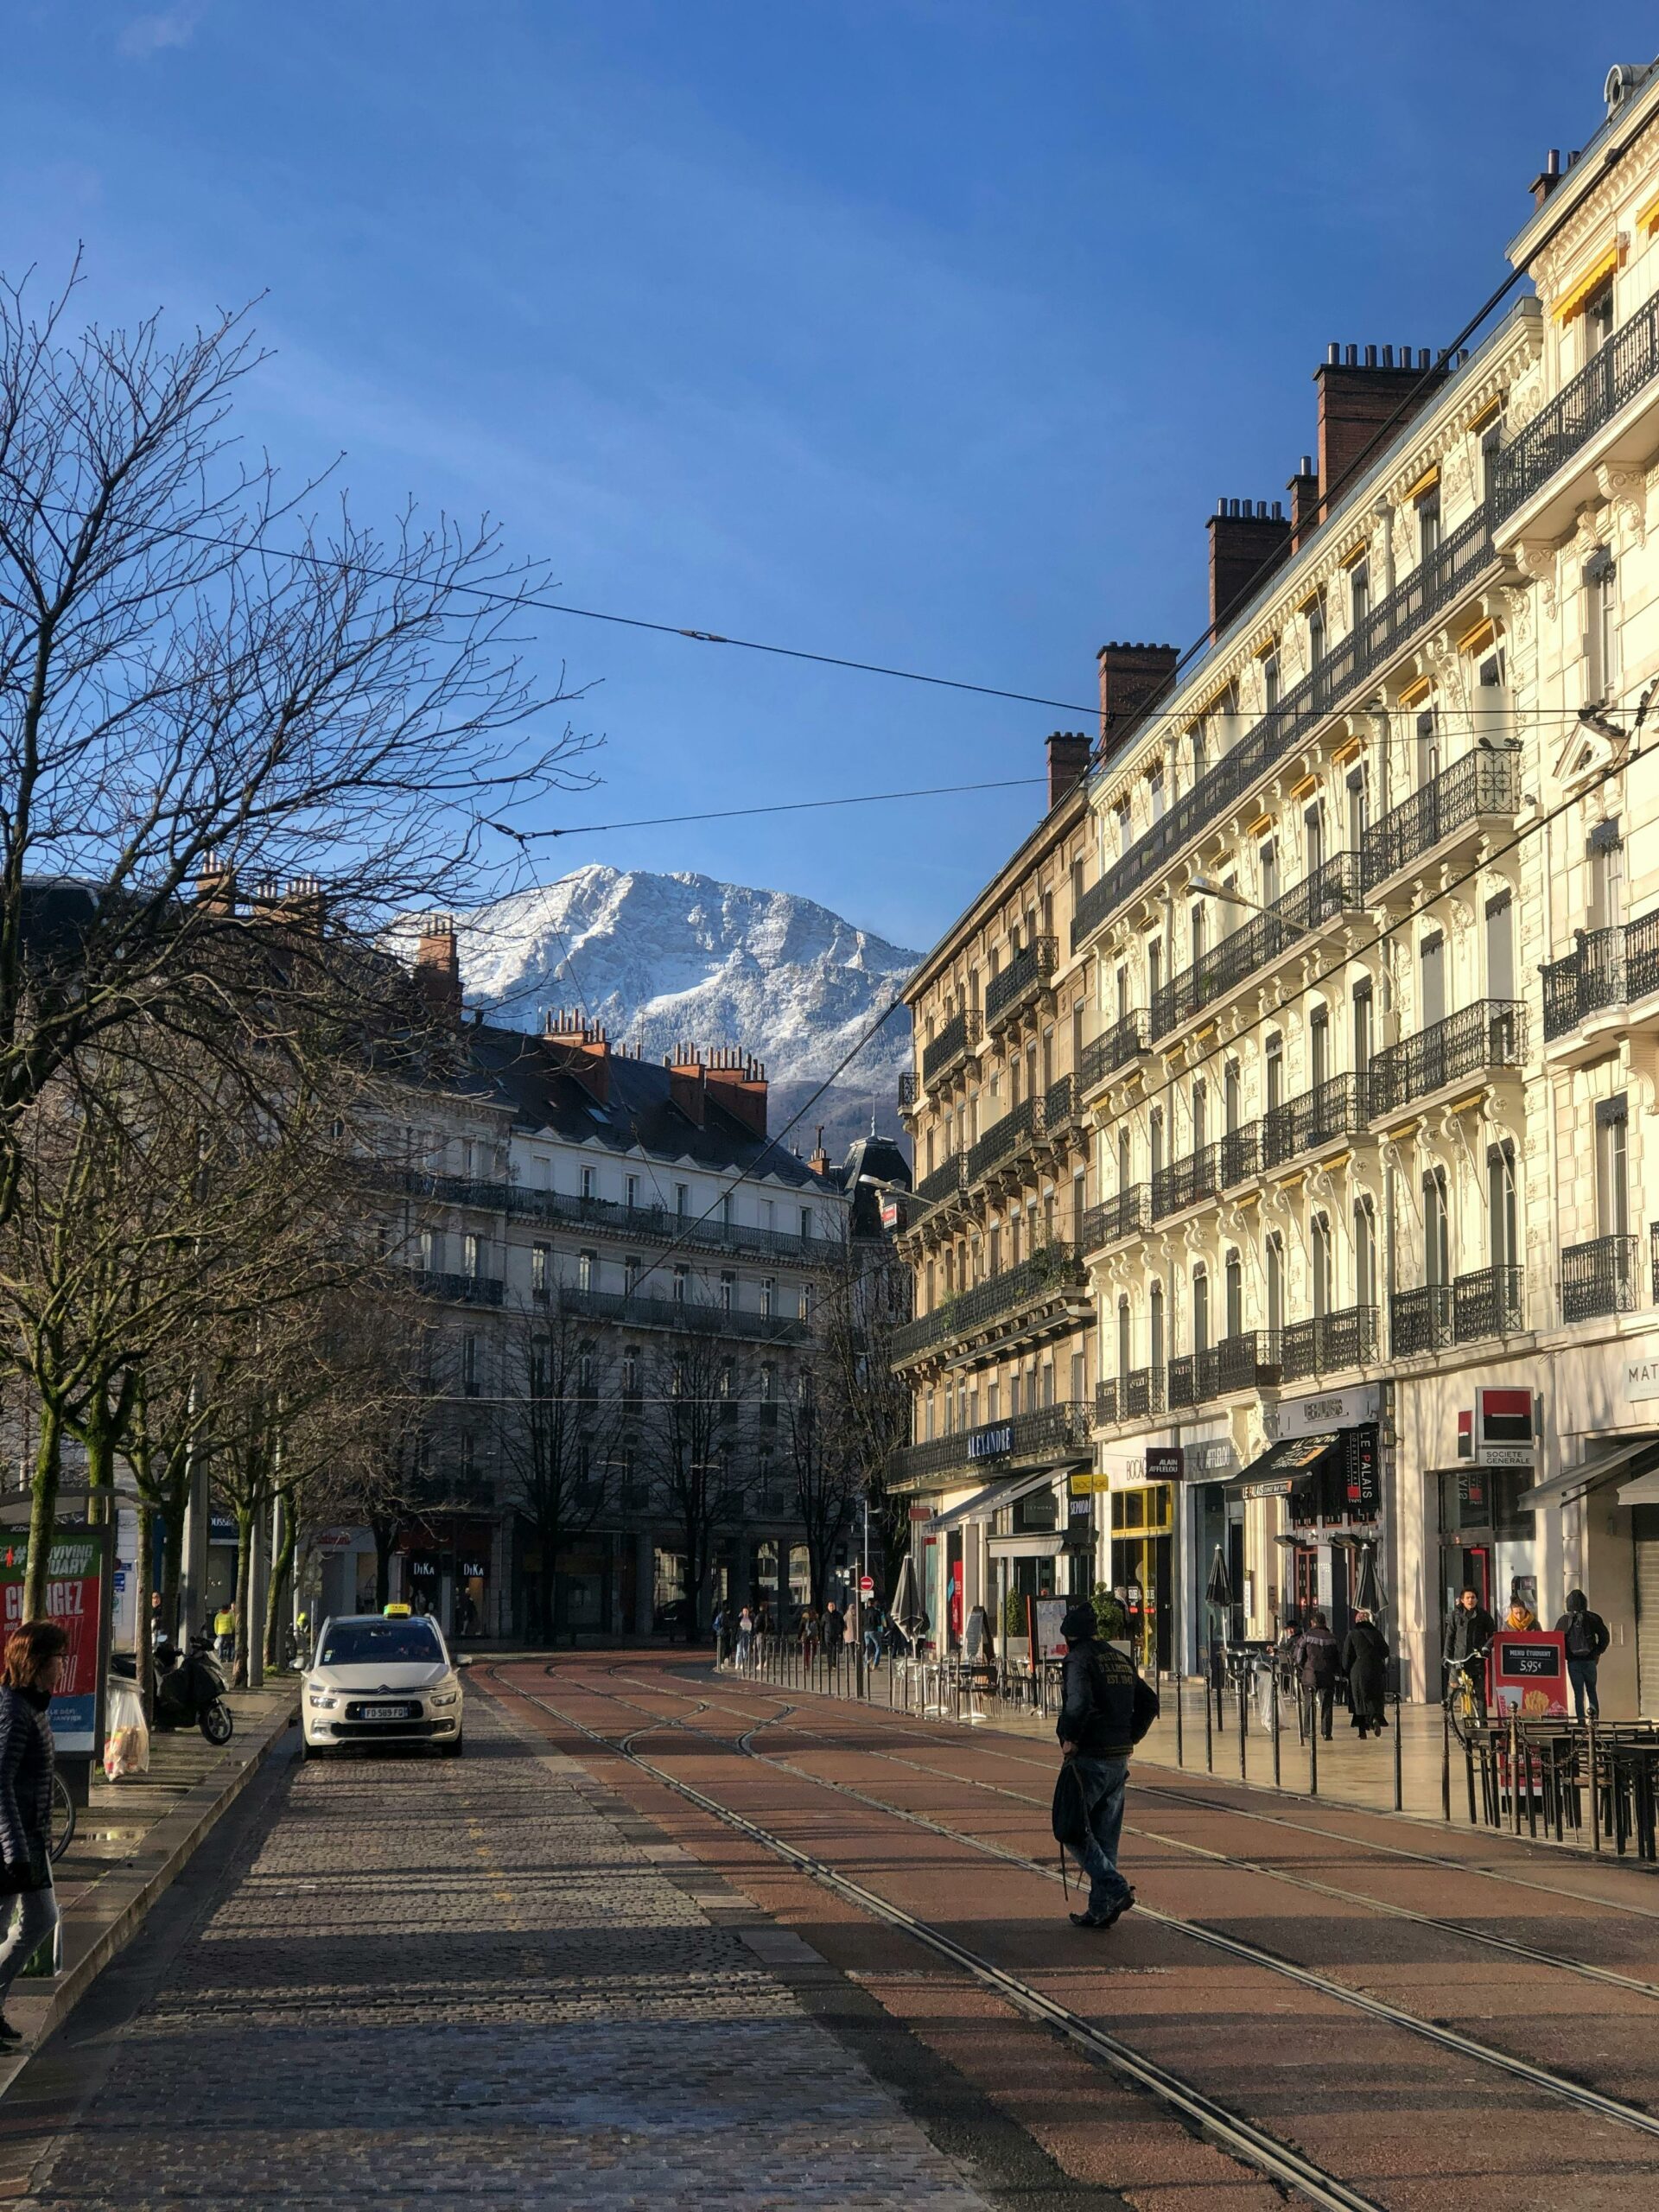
[118,3,206,59]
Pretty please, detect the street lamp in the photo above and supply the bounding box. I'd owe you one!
[1187,873,1276,918]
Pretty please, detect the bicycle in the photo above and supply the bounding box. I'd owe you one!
[1443,1649,1489,1748]
[48,1771,74,1864]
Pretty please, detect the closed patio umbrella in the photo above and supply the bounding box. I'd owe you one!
[1205,1547,1233,1611]
[891,1554,926,1636]
[1353,1542,1385,1618]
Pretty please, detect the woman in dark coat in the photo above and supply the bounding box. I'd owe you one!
[0,1620,68,2044]
[1341,1609,1390,1738]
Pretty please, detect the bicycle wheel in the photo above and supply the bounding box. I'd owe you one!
[1446,1676,1482,1749]
[48,1771,75,1863]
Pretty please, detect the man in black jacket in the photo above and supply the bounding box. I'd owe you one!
[1055,1603,1136,1930]
[1443,1586,1497,1718]
[1555,1588,1611,1719]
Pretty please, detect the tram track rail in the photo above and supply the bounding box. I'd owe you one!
[509,1661,1659,2155]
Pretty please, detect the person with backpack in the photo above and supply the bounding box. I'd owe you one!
[1555,1588,1611,1719]
[1051,1602,1156,1931]
[1295,1608,1342,1740]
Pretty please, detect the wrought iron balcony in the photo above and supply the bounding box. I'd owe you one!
[911,1153,965,1214]
[1561,1234,1639,1324]
[1362,747,1521,894]
[1082,1185,1150,1250]
[559,1285,807,1344]
[888,1241,1088,1365]
[1279,1305,1376,1382]
[1121,1365,1166,1420]
[922,1007,982,1087]
[1541,910,1659,1041]
[1220,1122,1262,1187]
[1489,288,1659,519]
[1390,1281,1452,1357]
[1095,1376,1118,1426]
[1262,1072,1370,1171]
[1453,1262,1524,1343]
[1079,1010,1149,1092]
[1652,1223,1659,1306]
[1168,1331,1283,1409]
[893,1398,1095,1489]
[984,936,1058,1031]
[967,1095,1039,1184]
[1367,999,1525,1117]
[1151,1143,1220,1222]
[404,1268,505,1307]
[390,1168,823,1265]
[898,1071,918,1112]
[1149,853,1363,1041]
[1044,1072,1078,1132]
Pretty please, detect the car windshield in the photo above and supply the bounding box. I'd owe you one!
[318,1622,443,1666]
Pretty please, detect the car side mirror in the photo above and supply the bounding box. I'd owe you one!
[456,1655,474,1669]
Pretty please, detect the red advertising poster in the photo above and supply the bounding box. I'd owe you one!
[1491,1629,1568,1719]
[947,1559,963,1641]
[0,1532,105,1752]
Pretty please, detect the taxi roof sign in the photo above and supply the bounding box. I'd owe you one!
[383,1601,413,1617]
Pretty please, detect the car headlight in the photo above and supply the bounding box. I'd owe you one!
[428,1688,459,1708]
[308,1689,339,1709]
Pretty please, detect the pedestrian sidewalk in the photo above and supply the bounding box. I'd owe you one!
[0,1683,296,2081]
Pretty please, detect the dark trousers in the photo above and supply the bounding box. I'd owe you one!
[1305,1683,1334,1738]
[1567,1656,1600,1720]
[1068,1754,1131,1917]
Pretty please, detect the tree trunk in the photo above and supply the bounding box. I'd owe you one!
[160,1479,187,1653]
[22,1398,64,1619]
[232,1507,253,1688]
[134,1494,156,1719]
[264,1491,295,1669]
[373,1518,395,1609]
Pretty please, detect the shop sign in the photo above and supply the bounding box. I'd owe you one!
[1185,1439,1238,1478]
[459,1558,488,1580]
[967,1423,1013,1462]
[1269,1385,1378,1439]
[1068,1493,1093,1518]
[1474,1387,1535,1466]
[1146,1446,1184,1484]
[0,1532,105,1756]
[1625,1355,1659,1401]
[908,1503,933,1522]
[1068,1471,1112,1495]
[1491,1630,1568,1719]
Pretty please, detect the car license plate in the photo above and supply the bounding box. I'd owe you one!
[361,1704,410,1720]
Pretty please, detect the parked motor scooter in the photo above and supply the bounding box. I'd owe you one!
[154,1630,234,1745]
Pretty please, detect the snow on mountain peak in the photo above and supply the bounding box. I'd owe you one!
[452,868,918,1130]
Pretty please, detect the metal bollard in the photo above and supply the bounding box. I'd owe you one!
[1309,1711,1319,1796]
[1392,1693,1403,1812]
[1271,1665,1281,1789]
[1204,1672,1213,1773]
[1440,1701,1451,1821]
[1590,1719,1601,1852]
[1174,1669,1184,1769]
[1236,1673,1248,1782]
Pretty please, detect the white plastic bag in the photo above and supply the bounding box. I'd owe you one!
[103,1678,149,1779]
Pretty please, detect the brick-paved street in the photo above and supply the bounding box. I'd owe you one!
[4,1700,993,2209]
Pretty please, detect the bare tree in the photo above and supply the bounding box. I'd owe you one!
[784,1363,860,1611]
[494,1305,619,1642]
[0,265,596,1236]
[809,1225,912,1597]
[640,1327,756,1637]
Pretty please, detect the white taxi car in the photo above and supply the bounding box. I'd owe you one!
[301,1608,467,1758]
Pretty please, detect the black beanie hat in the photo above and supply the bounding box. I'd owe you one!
[1060,1603,1096,1643]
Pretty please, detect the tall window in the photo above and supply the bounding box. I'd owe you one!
[1310,1007,1330,1090]
[1265,1031,1284,1112]
[531,1243,549,1295]
[760,1276,776,1316]
[1190,716,1208,785]
[1346,766,1368,854]
[1148,766,1166,823]
[1485,892,1515,1001]
[1224,1059,1241,1134]
[1588,819,1626,931]
[1192,1267,1210,1356]
[626,1173,640,1210]
[1192,1077,1208,1152]
[1585,549,1618,700]
[1350,558,1370,631]
[719,1270,734,1312]
[1117,1126,1132,1191]
[581,1164,596,1201]
[1115,963,1129,1020]
[1597,1096,1629,1239]
[673,1263,690,1302]
[1147,935,1164,1001]
[1149,1106,1166,1180]
[1488,1142,1517,1269]
[1354,1198,1376,1310]
[1224,1249,1243,1338]
[1149,1281,1166,1373]
[576,1247,594,1292]
[1584,279,1615,358]
[1190,903,1207,969]
[1417,486,1441,565]
[1262,650,1281,713]
[1306,595,1325,669]
[1424,1167,1450,1287]
[1117,1295,1132,1381]
[1351,979,1374,1073]
[1311,1214,1333,1319]
[464,1232,481,1280]
[1415,708,1440,790]
[1420,931,1446,1028]
[461,1334,479,1397]
[1304,802,1325,879]
[1259,837,1280,907]
[1266,1233,1285,1337]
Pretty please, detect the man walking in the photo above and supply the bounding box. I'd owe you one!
[1053,1601,1143,1931]
[1555,1588,1611,1719]
[1443,1586,1497,1720]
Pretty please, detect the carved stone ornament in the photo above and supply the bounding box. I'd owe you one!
[1596,461,1649,548]
[1510,539,1558,620]
[1552,713,1629,797]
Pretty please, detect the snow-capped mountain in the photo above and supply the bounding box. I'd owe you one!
[453,865,918,1161]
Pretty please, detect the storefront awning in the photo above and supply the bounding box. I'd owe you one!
[1224,1432,1342,1501]
[1518,1434,1659,1512]
[927,1467,1054,1534]
[986,1533,1066,1559]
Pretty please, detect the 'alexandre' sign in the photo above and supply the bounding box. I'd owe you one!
[968,1423,1014,1462]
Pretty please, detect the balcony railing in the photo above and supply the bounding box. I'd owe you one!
[405,1268,505,1307]
[1150,852,1363,1040]
[1389,1281,1452,1357]
[1652,1223,1659,1306]
[1489,288,1659,519]
[898,1071,918,1111]
[1561,1234,1639,1324]
[922,1007,982,1087]
[1082,1185,1150,1250]
[1262,1072,1370,1170]
[888,1241,1087,1364]
[985,937,1058,1030]
[1220,1122,1262,1187]
[1279,1305,1376,1382]
[1121,1365,1166,1420]
[1453,1262,1524,1343]
[558,1285,807,1344]
[967,1095,1039,1184]
[894,1398,1094,1489]
[1362,747,1521,894]
[1044,1072,1077,1131]
[912,1154,965,1213]
[1151,1143,1220,1222]
[391,1168,823,1265]
[1073,501,1497,957]
[1541,910,1659,1041]
[1367,1000,1526,1117]
[1079,1010,1149,1091]
[1072,296,1659,968]
[1095,1376,1119,1426]
[1167,1331,1281,1409]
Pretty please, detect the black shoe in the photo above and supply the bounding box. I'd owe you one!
[1071,1890,1135,1930]
[0,2016,22,2049]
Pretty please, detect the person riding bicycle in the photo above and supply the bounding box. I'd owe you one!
[1443,1587,1496,1718]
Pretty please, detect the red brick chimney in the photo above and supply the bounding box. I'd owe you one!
[666,1045,706,1127]
[704,1047,767,1138]
[1045,731,1092,810]
[1207,500,1292,637]
[413,916,461,1025]
[194,855,237,916]
[1287,456,1321,552]
[1314,345,1451,528]
[543,1008,610,1103]
[1096,643,1179,760]
[808,1122,830,1177]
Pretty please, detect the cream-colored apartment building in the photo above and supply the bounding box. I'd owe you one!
[897,58,1659,1710]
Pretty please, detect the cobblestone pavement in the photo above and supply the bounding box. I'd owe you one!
[13,1702,994,2209]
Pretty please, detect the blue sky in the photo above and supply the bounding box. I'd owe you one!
[3,4,1652,951]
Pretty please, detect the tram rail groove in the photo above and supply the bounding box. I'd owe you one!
[487,1665,1386,2212]
[516,1662,1659,2152]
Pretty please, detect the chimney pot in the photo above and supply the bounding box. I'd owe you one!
[1381,344,1393,367]
[1548,147,1560,175]
[1364,344,1376,367]
[1326,342,1340,365]
[1345,344,1357,365]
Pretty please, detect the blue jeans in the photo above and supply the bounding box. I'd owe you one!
[0,1876,57,2008]
[864,1630,881,1668]
[1567,1656,1600,1719]
[1068,1755,1131,1916]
